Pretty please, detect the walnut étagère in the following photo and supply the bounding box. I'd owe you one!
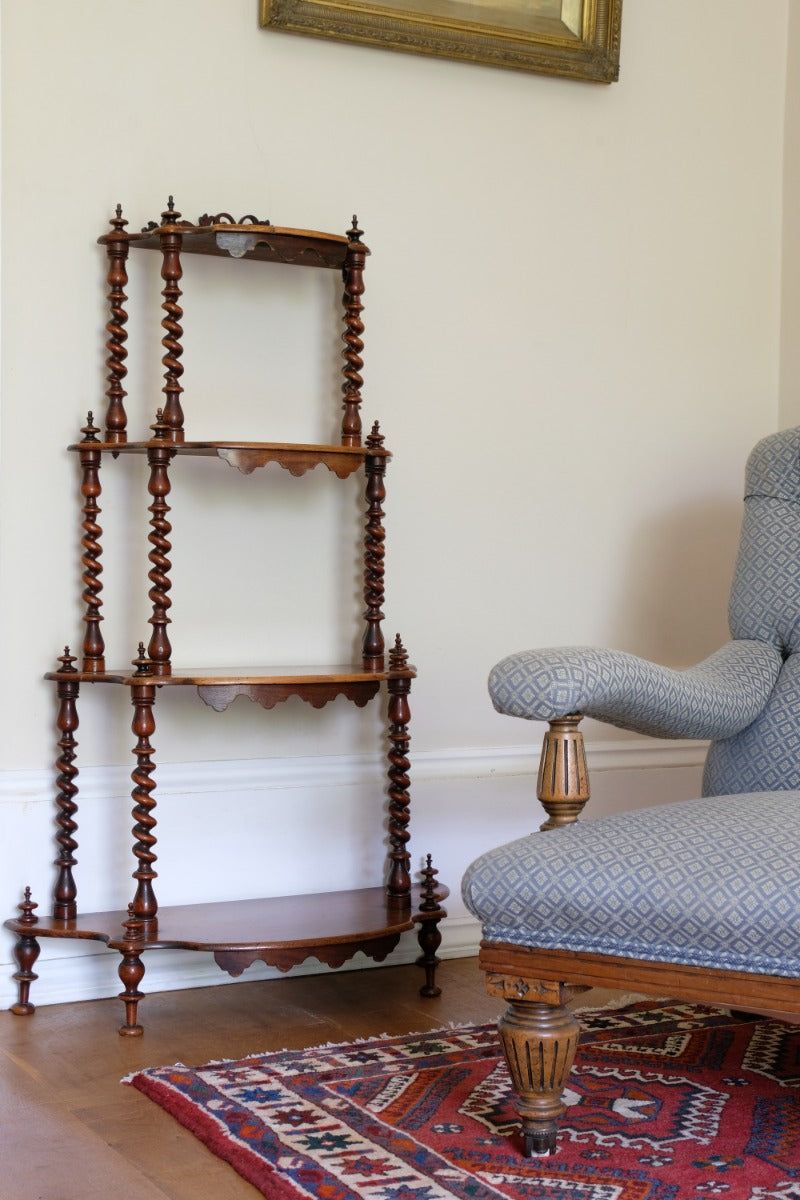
[5,200,447,1034]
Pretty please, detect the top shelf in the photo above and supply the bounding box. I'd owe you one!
[95,201,370,451]
[99,210,360,271]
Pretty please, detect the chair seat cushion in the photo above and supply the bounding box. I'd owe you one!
[462,791,800,978]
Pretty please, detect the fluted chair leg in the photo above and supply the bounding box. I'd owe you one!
[537,715,589,829]
[497,997,580,1155]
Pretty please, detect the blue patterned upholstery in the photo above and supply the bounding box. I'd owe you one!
[462,791,800,977]
[489,642,781,740]
[489,427,800,797]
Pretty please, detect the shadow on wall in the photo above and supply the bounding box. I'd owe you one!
[606,500,743,666]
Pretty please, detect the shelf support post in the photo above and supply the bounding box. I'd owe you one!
[53,648,80,920]
[158,198,185,443]
[79,413,106,672]
[386,635,412,906]
[146,413,174,674]
[340,217,367,447]
[363,422,386,670]
[129,650,159,928]
[103,204,129,445]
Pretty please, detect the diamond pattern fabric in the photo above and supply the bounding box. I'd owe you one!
[729,427,800,649]
[742,424,800,502]
[462,791,800,976]
[489,641,780,739]
[487,427,800,797]
[729,499,800,650]
[703,652,800,793]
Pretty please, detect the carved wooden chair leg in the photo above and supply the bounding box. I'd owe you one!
[497,996,581,1156]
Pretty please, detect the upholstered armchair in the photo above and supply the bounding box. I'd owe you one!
[462,426,800,1157]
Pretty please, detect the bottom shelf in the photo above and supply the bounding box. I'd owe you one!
[5,883,449,1033]
[7,884,447,964]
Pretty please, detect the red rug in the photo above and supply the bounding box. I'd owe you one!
[125,1000,800,1198]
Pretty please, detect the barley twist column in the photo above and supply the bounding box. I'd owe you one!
[146,412,174,673]
[340,217,367,447]
[53,648,80,919]
[129,648,158,928]
[79,413,105,672]
[158,198,185,443]
[362,422,386,670]
[386,635,412,906]
[103,204,129,444]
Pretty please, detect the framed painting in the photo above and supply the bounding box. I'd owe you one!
[259,0,622,81]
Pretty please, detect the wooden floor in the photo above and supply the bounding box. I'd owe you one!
[0,958,510,1200]
[1,957,620,1199]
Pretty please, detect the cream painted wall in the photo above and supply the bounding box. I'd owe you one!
[0,1,791,1005]
[781,1,800,426]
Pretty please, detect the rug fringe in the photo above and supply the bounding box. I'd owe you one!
[121,1022,490,1084]
[121,1005,678,1085]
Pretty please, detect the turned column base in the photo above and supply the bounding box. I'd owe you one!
[10,934,41,1016]
[118,947,145,1037]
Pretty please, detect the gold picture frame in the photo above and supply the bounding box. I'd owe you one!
[259,0,621,81]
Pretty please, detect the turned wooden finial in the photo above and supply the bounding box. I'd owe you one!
[389,634,408,671]
[17,887,39,927]
[122,902,144,945]
[419,855,441,912]
[537,715,590,830]
[57,647,78,674]
[161,196,180,223]
[150,408,169,440]
[366,420,383,449]
[81,412,100,443]
[132,642,151,675]
[349,215,363,242]
[109,203,127,233]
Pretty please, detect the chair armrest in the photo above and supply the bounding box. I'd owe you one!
[488,640,782,740]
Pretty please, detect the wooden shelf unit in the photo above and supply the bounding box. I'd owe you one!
[5,200,447,1035]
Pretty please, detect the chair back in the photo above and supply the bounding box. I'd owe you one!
[704,427,800,794]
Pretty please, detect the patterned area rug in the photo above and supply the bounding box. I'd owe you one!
[125,1001,800,1199]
